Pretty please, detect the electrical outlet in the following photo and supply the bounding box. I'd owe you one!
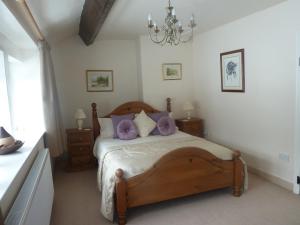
[278,153,290,162]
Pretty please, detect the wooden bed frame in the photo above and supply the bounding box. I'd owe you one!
[91,98,244,225]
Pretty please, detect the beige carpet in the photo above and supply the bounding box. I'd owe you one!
[50,165,300,225]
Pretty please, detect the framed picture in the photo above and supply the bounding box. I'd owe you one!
[86,70,113,92]
[220,49,245,92]
[162,63,182,80]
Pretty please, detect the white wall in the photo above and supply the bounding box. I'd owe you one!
[192,0,300,183]
[135,39,143,101]
[52,37,139,129]
[139,36,194,117]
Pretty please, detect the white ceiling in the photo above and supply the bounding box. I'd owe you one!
[0,1,36,50]
[26,0,85,44]
[26,0,286,45]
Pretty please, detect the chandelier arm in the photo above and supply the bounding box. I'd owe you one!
[148,28,167,44]
[174,29,181,45]
[159,31,168,45]
[178,28,194,43]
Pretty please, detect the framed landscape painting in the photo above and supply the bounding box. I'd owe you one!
[162,63,182,80]
[220,49,245,92]
[86,70,113,92]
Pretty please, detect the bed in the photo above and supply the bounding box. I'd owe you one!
[92,98,245,225]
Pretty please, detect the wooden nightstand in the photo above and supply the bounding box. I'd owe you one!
[66,128,97,172]
[175,118,204,137]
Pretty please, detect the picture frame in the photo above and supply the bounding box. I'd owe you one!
[86,70,113,92]
[220,49,245,92]
[162,63,182,80]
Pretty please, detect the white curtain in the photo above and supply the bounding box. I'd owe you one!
[38,40,64,157]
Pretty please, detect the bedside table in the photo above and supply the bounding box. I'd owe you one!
[66,128,97,172]
[175,118,204,137]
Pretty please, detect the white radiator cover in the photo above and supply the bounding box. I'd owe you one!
[5,148,54,225]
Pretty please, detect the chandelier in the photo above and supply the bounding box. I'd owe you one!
[147,0,196,46]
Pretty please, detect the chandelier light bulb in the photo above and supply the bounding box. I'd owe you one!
[148,14,153,27]
[172,9,176,16]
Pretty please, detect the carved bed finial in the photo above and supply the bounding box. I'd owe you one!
[233,150,241,159]
[167,98,171,112]
[116,168,124,179]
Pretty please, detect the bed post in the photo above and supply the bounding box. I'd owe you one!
[166,97,171,113]
[232,150,243,197]
[115,169,127,225]
[91,103,100,140]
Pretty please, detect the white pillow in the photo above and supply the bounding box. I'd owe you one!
[134,110,156,137]
[98,118,114,138]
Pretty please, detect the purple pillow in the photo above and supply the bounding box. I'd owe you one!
[148,111,169,135]
[111,114,134,138]
[117,119,138,140]
[157,116,176,136]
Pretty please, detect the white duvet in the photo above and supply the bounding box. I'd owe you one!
[93,131,247,221]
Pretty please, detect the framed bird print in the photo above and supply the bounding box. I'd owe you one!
[220,49,245,92]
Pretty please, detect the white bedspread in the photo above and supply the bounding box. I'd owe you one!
[93,131,247,221]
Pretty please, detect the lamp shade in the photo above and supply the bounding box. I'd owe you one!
[183,101,194,111]
[74,108,87,119]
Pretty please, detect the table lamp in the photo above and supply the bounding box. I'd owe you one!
[183,101,194,120]
[74,108,87,130]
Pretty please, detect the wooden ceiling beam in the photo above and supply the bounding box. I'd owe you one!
[79,0,115,46]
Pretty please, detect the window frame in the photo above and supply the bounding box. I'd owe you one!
[0,48,12,131]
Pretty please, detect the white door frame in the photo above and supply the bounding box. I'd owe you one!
[294,31,300,194]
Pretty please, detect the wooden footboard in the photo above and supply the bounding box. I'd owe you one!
[115,147,244,225]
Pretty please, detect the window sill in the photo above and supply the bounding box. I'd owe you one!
[0,133,45,218]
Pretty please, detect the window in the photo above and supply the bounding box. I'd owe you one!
[0,1,44,140]
[0,49,44,139]
[0,50,11,131]
[6,53,44,139]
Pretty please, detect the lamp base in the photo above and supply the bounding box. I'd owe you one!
[186,111,191,120]
[77,119,84,130]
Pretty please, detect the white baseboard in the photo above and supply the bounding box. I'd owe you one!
[248,166,293,191]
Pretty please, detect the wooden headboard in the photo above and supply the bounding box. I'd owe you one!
[91,98,172,140]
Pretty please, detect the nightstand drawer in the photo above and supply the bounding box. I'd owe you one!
[184,127,201,135]
[187,130,201,137]
[69,145,91,156]
[68,133,91,144]
[71,155,91,166]
[183,123,201,130]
